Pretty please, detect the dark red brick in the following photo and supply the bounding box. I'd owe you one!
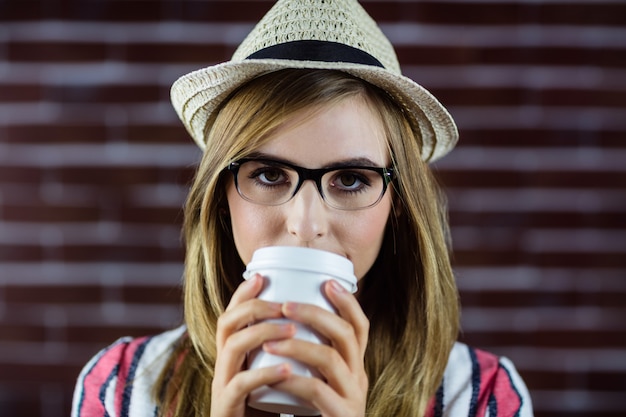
[4,285,102,304]
[122,285,182,305]
[7,41,107,62]
[5,124,108,143]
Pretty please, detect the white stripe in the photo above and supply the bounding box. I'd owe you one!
[5,303,181,327]
[448,106,626,130]
[0,221,182,246]
[0,341,119,365]
[0,142,200,167]
[0,101,183,125]
[441,343,474,416]
[0,262,183,285]
[103,369,118,416]
[2,21,253,44]
[2,62,625,91]
[381,24,626,48]
[531,389,626,411]
[455,267,626,291]
[1,183,187,208]
[128,327,185,417]
[129,184,188,207]
[451,227,626,253]
[462,307,626,331]
[485,347,626,372]
[447,189,625,213]
[0,62,195,85]
[370,0,626,4]
[434,147,626,171]
[521,229,626,253]
[4,21,625,48]
[403,66,626,89]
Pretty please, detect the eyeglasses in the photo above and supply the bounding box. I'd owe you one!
[227,158,395,210]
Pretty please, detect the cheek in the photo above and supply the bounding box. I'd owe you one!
[348,199,392,279]
[226,182,279,265]
[226,183,256,264]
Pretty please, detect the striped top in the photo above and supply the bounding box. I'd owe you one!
[71,326,533,417]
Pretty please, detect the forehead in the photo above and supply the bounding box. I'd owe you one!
[255,96,390,168]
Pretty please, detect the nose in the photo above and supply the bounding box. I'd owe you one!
[286,180,328,243]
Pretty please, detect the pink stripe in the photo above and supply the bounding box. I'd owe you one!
[78,342,128,416]
[493,365,522,416]
[424,395,436,417]
[113,336,150,416]
[473,348,499,417]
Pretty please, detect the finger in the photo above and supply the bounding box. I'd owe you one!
[281,301,363,371]
[324,280,370,356]
[216,299,283,351]
[216,274,282,350]
[271,374,363,417]
[215,320,296,385]
[214,363,292,415]
[224,321,297,365]
[263,338,357,397]
[225,274,264,311]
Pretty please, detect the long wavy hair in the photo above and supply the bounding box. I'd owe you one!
[155,69,459,417]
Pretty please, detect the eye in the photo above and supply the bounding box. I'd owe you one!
[338,173,359,188]
[249,166,290,187]
[258,168,282,183]
[330,170,370,192]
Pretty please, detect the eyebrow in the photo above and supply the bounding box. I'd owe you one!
[245,152,383,169]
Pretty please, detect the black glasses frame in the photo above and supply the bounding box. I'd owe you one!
[226,158,396,210]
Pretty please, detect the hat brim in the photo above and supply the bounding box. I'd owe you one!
[171,59,458,162]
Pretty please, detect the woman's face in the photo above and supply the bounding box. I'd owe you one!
[226,96,393,280]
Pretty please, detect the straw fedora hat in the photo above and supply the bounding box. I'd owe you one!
[171,0,458,162]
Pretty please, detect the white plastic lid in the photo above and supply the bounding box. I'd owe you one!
[244,246,357,293]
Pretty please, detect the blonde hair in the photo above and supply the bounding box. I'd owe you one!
[156,69,459,417]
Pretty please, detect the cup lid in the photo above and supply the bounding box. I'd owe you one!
[244,246,357,293]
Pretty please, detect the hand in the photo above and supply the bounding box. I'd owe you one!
[210,274,296,417]
[263,279,370,417]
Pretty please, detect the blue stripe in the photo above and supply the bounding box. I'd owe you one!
[434,380,444,417]
[76,339,129,416]
[99,364,120,417]
[488,392,498,417]
[120,337,152,417]
[467,346,481,417]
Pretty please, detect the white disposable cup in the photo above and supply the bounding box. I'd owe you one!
[243,246,357,416]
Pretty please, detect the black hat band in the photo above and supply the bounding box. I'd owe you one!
[246,40,385,68]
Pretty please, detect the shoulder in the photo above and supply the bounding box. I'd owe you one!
[71,325,186,417]
[427,342,534,417]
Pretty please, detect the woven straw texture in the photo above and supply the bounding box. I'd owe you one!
[170,0,459,162]
[232,0,401,73]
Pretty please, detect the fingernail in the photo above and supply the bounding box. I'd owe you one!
[269,302,283,312]
[279,323,295,334]
[248,274,263,287]
[330,279,346,293]
[264,341,279,351]
[275,363,290,376]
[282,302,297,315]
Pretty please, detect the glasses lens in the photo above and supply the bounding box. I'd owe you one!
[233,160,389,210]
[322,168,385,210]
[235,160,297,205]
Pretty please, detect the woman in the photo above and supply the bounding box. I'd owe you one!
[72,1,533,416]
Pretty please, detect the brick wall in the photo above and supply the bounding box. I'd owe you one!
[1,1,624,416]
